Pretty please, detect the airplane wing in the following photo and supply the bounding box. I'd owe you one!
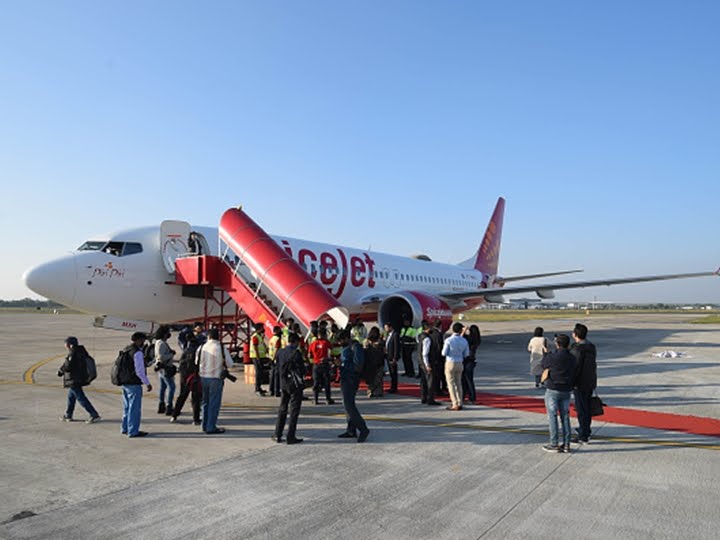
[499,269,583,283]
[440,269,720,303]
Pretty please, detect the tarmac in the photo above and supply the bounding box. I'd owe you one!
[0,312,718,539]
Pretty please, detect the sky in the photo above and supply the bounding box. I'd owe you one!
[1,1,719,304]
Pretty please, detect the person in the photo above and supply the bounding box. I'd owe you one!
[308,327,335,405]
[120,332,152,438]
[177,324,193,351]
[364,326,385,398]
[417,322,441,406]
[541,334,577,453]
[58,336,101,423]
[384,322,401,393]
[350,318,367,345]
[171,335,202,425]
[571,323,597,444]
[399,316,417,377]
[188,231,203,255]
[192,323,207,346]
[249,323,269,396]
[268,326,283,397]
[441,322,469,411]
[154,325,176,416]
[273,332,306,444]
[462,325,481,403]
[430,320,447,395]
[281,317,295,346]
[336,330,370,442]
[528,327,550,388]
[196,328,233,434]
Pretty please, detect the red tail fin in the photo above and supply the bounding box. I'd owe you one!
[474,197,505,275]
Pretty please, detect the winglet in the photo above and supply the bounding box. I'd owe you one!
[474,197,505,275]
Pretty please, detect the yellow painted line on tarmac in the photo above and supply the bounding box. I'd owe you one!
[22,354,64,384]
[223,403,720,452]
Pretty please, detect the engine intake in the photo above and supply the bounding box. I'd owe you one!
[378,291,453,332]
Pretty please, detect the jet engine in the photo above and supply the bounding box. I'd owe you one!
[378,291,454,332]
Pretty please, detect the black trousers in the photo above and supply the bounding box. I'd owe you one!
[252,358,267,392]
[312,363,332,402]
[275,388,303,440]
[341,379,367,436]
[419,363,435,403]
[173,376,201,422]
[269,362,280,396]
[574,388,593,440]
[462,360,476,402]
[401,345,415,377]
[387,358,398,392]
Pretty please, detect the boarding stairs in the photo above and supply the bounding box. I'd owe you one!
[173,207,349,337]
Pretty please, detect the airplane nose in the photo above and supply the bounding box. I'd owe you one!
[23,256,77,306]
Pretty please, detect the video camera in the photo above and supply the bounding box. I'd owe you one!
[222,369,237,383]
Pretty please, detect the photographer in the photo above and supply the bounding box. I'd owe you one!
[153,326,177,416]
[58,336,101,423]
[196,328,234,434]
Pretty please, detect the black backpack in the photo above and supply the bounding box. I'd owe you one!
[84,354,97,384]
[110,347,136,386]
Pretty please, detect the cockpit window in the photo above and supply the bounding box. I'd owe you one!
[77,241,143,257]
[122,242,143,256]
[77,241,106,251]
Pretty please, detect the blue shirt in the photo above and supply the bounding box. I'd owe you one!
[442,334,470,364]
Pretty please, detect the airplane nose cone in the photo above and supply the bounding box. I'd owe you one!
[23,256,77,306]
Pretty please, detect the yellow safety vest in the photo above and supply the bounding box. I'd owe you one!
[268,335,282,361]
[249,331,268,359]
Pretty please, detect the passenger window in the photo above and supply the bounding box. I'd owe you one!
[122,243,143,256]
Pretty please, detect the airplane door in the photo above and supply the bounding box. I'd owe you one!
[160,220,191,273]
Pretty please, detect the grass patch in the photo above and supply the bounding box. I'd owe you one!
[459,309,713,323]
[689,315,720,324]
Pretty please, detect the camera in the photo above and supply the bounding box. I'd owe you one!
[222,369,237,383]
[153,363,163,372]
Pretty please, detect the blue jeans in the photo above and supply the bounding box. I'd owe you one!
[66,385,99,419]
[201,377,224,433]
[121,385,143,436]
[545,388,571,447]
[158,373,176,407]
[341,378,367,436]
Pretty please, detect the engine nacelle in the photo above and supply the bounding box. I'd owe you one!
[378,291,454,332]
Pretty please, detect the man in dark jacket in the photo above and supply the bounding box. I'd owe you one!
[273,333,305,445]
[58,337,101,423]
[571,323,597,444]
[541,334,576,453]
[171,336,202,425]
[384,323,400,393]
[337,330,370,442]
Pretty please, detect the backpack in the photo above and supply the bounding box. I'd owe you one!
[110,347,136,386]
[281,350,304,392]
[351,342,365,375]
[143,341,155,366]
[84,354,97,384]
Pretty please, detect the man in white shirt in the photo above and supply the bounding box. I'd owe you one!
[196,328,234,434]
[441,322,470,411]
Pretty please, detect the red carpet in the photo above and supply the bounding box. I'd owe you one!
[379,382,720,438]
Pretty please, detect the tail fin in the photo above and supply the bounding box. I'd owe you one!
[473,197,505,275]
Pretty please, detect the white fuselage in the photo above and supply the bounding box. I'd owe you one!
[24,225,486,324]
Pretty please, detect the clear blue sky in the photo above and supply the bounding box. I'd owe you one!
[2,1,718,303]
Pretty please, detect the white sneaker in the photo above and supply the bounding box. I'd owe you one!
[86,416,101,424]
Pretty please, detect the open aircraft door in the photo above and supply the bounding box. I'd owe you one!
[160,220,191,274]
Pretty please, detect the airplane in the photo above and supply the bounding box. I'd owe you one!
[22,197,718,334]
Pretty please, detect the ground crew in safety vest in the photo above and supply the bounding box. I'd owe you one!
[281,317,295,347]
[400,315,417,377]
[350,318,367,345]
[249,323,269,396]
[268,325,283,397]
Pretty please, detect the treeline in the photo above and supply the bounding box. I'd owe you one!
[0,298,66,309]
